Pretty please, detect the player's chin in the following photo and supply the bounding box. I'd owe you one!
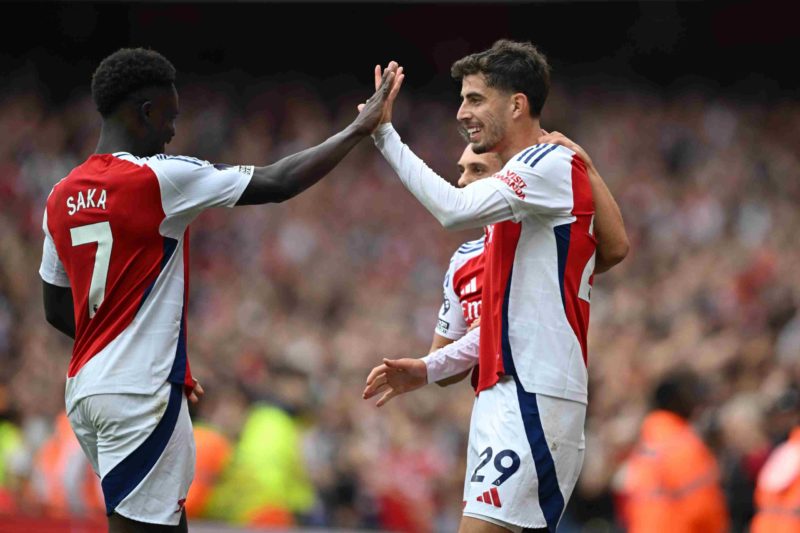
[471,141,491,155]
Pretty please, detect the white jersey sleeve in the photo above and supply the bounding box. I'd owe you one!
[145,155,253,216]
[435,258,467,340]
[373,124,515,231]
[39,209,70,287]
[481,144,577,222]
[421,326,480,383]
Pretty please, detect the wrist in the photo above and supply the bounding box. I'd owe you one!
[372,122,394,139]
[419,355,432,385]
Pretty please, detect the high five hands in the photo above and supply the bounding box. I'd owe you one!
[358,61,405,128]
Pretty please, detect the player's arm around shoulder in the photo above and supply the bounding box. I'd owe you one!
[538,130,629,273]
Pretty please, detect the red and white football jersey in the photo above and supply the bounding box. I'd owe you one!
[374,125,596,404]
[476,144,595,403]
[39,152,252,412]
[436,237,484,340]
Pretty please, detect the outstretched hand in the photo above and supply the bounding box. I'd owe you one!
[538,129,595,171]
[363,357,427,407]
[357,61,405,128]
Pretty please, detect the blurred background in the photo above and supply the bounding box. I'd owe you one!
[1,1,798,531]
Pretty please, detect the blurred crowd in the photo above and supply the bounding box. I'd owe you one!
[0,72,798,532]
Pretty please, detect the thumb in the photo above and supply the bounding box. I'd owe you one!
[383,358,402,369]
[357,103,365,113]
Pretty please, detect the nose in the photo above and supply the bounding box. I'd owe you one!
[457,101,470,122]
[457,174,468,188]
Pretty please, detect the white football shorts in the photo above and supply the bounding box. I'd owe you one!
[67,380,195,525]
[462,376,586,532]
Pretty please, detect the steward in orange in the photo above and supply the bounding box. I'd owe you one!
[751,427,800,533]
[617,369,728,533]
[184,423,233,519]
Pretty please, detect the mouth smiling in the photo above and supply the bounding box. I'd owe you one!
[466,125,482,141]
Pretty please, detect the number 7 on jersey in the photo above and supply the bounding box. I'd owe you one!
[70,221,113,319]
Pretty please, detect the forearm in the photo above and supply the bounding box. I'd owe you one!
[373,124,512,230]
[588,166,629,273]
[421,327,480,383]
[43,283,75,339]
[238,124,366,205]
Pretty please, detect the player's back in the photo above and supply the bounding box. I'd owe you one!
[44,153,192,411]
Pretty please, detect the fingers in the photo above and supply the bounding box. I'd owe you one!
[363,380,388,399]
[376,388,398,407]
[388,68,404,102]
[382,358,404,370]
[378,61,399,90]
[374,64,381,91]
[357,103,365,113]
[363,372,390,399]
[366,364,389,386]
[188,378,203,404]
[378,70,396,97]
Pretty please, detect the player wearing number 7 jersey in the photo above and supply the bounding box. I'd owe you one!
[38,48,398,532]
[363,43,628,533]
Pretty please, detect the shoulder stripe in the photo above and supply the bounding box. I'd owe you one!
[528,144,559,168]
[516,144,543,162]
[155,155,205,166]
[458,238,484,250]
[458,246,482,253]
[522,144,550,164]
[457,246,483,255]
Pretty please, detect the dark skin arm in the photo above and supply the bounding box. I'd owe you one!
[236,63,400,205]
[43,281,75,339]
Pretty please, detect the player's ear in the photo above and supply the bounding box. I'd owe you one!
[140,100,152,122]
[511,93,528,119]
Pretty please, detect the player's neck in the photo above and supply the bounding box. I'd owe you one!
[95,122,145,156]
[497,118,541,163]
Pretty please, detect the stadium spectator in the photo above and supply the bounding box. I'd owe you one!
[750,389,800,533]
[615,368,728,533]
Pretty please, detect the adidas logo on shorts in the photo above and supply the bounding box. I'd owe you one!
[476,487,502,508]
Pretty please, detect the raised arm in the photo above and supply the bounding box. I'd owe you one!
[373,124,516,230]
[538,130,629,273]
[236,64,399,205]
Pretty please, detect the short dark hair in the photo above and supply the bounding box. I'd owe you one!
[652,368,705,420]
[91,48,176,117]
[451,39,551,117]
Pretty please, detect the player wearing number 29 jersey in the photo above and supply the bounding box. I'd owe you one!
[364,42,628,533]
[40,154,252,413]
[376,131,595,404]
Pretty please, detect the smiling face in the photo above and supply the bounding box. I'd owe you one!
[456,74,511,155]
[456,144,502,188]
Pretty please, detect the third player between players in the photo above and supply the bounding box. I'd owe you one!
[364,42,628,533]
[429,146,501,387]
